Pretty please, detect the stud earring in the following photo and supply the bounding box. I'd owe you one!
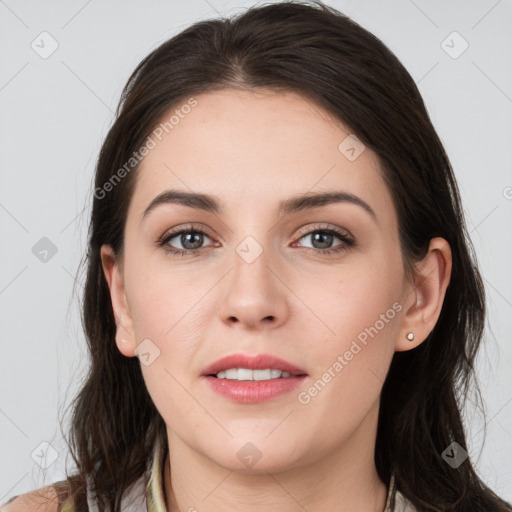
[406,332,414,341]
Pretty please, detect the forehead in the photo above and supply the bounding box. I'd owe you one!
[129,88,395,226]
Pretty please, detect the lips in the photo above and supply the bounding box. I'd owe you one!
[201,353,307,377]
[201,353,308,404]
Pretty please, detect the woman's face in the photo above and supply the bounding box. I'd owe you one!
[104,88,416,472]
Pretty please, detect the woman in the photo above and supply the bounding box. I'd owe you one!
[3,1,511,511]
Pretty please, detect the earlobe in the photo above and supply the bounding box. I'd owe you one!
[100,244,137,358]
[396,237,452,352]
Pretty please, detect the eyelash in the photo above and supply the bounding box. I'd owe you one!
[157,223,355,257]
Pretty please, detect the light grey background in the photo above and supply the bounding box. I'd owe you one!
[1,0,511,503]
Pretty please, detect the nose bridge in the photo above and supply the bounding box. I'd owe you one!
[231,233,275,300]
[218,230,288,329]
[225,203,276,277]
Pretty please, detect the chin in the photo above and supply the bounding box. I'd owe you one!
[201,437,308,475]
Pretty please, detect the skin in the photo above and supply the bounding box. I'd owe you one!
[101,88,452,512]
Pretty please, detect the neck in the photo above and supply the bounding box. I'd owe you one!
[163,403,388,512]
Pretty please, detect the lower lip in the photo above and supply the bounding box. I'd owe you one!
[202,375,307,403]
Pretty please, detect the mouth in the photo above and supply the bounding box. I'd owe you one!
[201,353,308,403]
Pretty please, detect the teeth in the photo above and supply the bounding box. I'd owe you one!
[254,369,270,380]
[238,368,253,380]
[214,368,294,380]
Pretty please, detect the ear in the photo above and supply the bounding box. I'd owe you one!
[396,237,452,352]
[100,244,137,357]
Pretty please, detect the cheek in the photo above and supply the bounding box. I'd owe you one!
[125,258,211,375]
[124,255,188,338]
[294,251,402,389]
[307,263,401,342]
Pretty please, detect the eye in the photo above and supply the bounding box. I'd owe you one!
[293,224,355,254]
[157,224,216,256]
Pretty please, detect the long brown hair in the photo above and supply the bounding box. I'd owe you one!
[57,1,512,510]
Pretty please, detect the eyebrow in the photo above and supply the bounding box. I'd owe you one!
[142,189,377,223]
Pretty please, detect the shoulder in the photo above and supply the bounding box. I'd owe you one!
[1,482,69,512]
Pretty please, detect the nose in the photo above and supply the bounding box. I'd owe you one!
[217,247,290,331]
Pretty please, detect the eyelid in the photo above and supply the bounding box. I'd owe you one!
[157,222,215,245]
[295,222,352,240]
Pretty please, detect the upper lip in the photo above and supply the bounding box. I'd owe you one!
[202,353,308,376]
